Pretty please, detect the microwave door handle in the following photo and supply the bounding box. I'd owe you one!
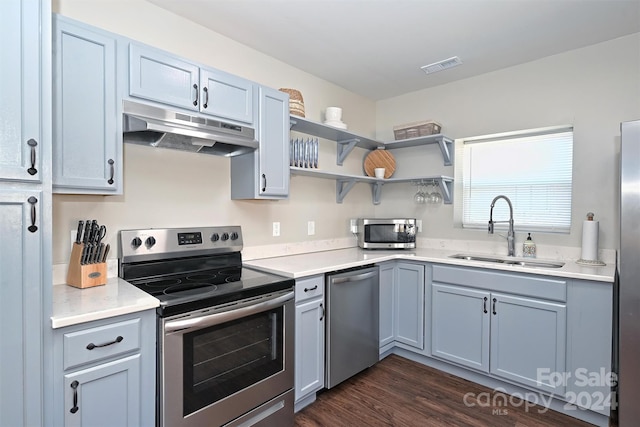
[164,290,294,333]
[330,271,377,285]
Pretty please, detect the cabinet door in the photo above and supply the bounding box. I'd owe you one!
[378,263,395,348]
[200,68,253,123]
[431,284,490,372]
[0,0,42,183]
[53,18,121,194]
[129,44,199,111]
[490,292,566,394]
[394,263,425,349]
[295,298,324,402]
[0,189,43,427]
[258,86,289,197]
[64,355,141,427]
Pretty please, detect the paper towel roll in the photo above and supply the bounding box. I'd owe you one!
[581,220,599,261]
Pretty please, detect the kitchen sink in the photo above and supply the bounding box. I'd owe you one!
[449,254,565,268]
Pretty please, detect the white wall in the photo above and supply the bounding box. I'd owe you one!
[375,33,640,252]
[51,0,377,264]
[51,0,639,265]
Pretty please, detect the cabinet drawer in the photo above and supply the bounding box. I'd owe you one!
[433,264,566,302]
[63,318,141,370]
[295,275,324,303]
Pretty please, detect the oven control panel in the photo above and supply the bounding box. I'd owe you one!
[119,226,243,262]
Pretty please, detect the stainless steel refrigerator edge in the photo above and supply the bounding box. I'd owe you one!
[618,119,640,426]
[325,266,380,388]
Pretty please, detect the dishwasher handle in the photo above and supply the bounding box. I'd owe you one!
[330,270,377,285]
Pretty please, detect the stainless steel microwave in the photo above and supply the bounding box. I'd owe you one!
[356,218,416,249]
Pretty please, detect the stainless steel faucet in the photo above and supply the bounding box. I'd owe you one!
[488,195,515,256]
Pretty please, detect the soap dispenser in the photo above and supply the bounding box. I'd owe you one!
[523,233,536,258]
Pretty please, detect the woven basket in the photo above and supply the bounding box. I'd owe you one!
[393,120,442,140]
[279,88,306,117]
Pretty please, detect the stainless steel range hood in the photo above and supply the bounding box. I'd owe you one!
[123,100,257,157]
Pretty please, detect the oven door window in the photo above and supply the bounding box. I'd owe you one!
[182,307,284,416]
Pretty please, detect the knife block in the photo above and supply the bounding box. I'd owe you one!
[66,243,107,289]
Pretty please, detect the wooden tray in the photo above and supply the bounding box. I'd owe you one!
[363,149,396,178]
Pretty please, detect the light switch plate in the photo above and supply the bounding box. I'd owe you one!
[416,220,423,232]
[307,221,315,236]
[272,222,280,237]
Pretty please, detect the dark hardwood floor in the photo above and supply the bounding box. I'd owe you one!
[294,354,595,427]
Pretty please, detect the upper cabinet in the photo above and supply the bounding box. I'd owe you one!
[52,15,123,194]
[129,44,253,124]
[0,0,43,183]
[230,87,289,199]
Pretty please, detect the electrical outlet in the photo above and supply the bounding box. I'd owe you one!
[350,218,358,234]
[416,220,423,232]
[307,221,315,236]
[272,222,280,237]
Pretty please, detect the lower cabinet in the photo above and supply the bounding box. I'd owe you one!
[431,266,567,395]
[379,261,425,352]
[294,275,325,411]
[52,310,156,427]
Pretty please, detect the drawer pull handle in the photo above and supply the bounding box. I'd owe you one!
[203,86,209,109]
[86,335,123,350]
[193,83,198,106]
[304,285,318,292]
[492,298,497,315]
[261,173,267,192]
[27,196,38,233]
[483,296,488,314]
[319,303,324,321]
[70,380,79,414]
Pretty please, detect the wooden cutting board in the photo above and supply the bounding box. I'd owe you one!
[363,149,396,178]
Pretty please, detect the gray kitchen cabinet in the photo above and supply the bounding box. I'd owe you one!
[0,0,51,425]
[294,275,325,412]
[379,261,425,353]
[52,15,123,194]
[431,265,567,395]
[129,44,253,124]
[565,279,613,416]
[0,0,43,184]
[231,86,290,199]
[431,283,490,371]
[378,262,395,350]
[52,310,156,427]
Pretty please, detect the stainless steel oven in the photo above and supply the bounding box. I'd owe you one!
[118,227,295,427]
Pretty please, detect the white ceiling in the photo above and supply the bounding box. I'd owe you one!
[148,0,640,100]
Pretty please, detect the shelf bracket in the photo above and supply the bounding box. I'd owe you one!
[336,179,357,203]
[436,137,454,166]
[289,118,298,129]
[371,182,383,205]
[438,178,454,204]
[336,138,360,166]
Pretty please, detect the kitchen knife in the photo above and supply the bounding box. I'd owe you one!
[82,219,92,244]
[101,244,110,263]
[75,220,84,244]
[95,243,105,264]
[88,220,98,243]
[80,244,89,265]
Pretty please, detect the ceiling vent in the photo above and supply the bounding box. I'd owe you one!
[420,56,463,75]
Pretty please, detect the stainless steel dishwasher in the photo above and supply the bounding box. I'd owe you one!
[325,265,379,388]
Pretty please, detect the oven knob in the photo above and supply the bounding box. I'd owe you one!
[230,231,239,240]
[131,237,142,249]
[211,233,220,242]
[145,236,156,248]
[221,232,229,241]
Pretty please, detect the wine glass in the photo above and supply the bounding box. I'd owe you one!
[429,183,442,204]
[414,184,426,204]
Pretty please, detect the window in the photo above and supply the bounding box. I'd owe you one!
[454,126,573,233]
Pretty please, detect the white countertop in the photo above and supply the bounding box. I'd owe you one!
[51,278,159,329]
[244,247,615,282]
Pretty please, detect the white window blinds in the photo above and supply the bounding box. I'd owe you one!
[455,126,573,233]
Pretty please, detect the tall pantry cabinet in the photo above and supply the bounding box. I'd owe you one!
[0,0,52,425]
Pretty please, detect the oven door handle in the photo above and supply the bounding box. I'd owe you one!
[164,290,294,333]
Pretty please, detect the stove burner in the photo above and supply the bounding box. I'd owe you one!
[164,283,217,296]
[186,274,217,282]
[218,267,241,276]
[225,274,242,283]
[146,278,182,288]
